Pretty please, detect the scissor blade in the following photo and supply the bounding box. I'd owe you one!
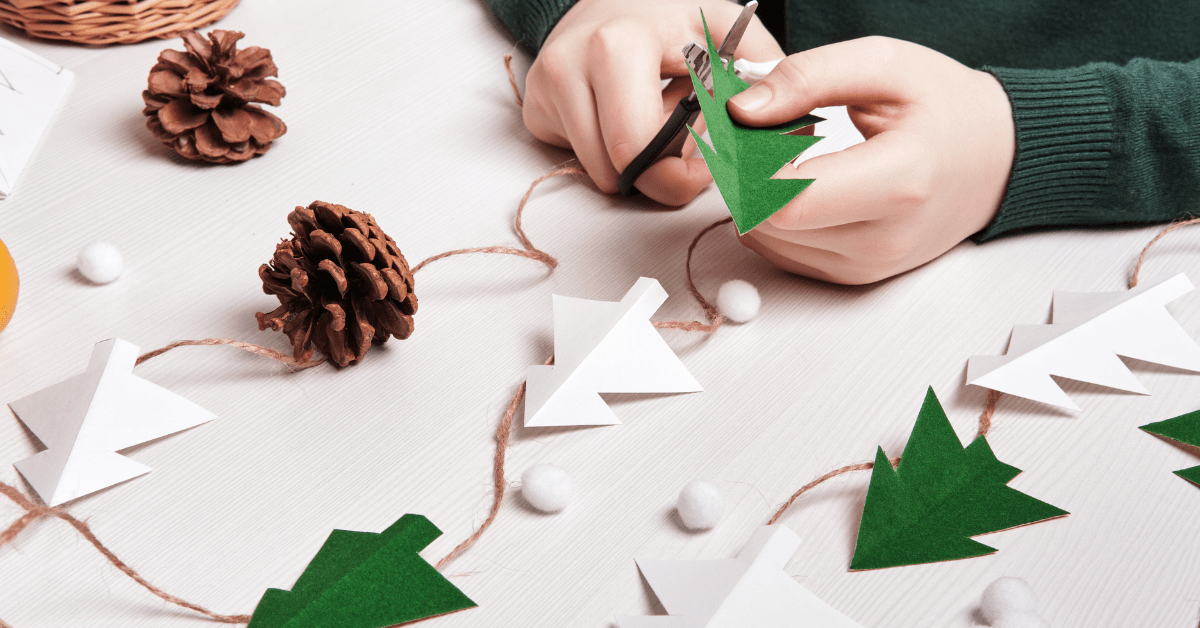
[717,0,758,63]
[682,41,712,92]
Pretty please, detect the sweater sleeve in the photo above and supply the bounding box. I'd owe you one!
[486,0,579,53]
[975,58,1200,241]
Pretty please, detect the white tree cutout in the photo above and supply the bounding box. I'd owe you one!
[9,338,215,506]
[524,277,703,427]
[967,273,1200,410]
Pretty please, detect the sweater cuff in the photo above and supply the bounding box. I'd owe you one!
[488,0,579,53]
[973,66,1116,241]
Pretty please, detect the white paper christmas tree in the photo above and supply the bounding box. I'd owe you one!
[8,338,215,506]
[967,273,1200,410]
[616,525,864,628]
[524,277,703,427]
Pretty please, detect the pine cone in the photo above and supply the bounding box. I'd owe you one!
[142,30,286,163]
[256,202,418,367]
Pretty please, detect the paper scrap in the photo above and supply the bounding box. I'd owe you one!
[687,16,822,235]
[8,338,215,506]
[967,273,1200,410]
[525,277,703,427]
[0,37,73,200]
[248,514,476,628]
[616,524,864,628]
[850,388,1068,570]
[1140,410,1200,486]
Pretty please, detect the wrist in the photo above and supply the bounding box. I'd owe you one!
[974,65,1115,241]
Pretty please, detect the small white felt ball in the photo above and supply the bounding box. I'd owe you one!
[676,480,724,530]
[77,241,123,284]
[521,464,572,513]
[716,279,760,323]
[981,577,1038,624]
[990,611,1049,628]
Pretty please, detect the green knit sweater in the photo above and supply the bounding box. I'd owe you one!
[487,0,1200,240]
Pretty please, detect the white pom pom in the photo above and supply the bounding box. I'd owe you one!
[521,464,572,512]
[716,280,760,323]
[77,242,123,284]
[981,577,1038,624]
[676,480,724,530]
[990,611,1049,628]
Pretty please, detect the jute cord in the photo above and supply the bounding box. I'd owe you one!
[765,216,1200,525]
[135,338,326,369]
[503,54,524,107]
[11,54,1188,625]
[0,130,730,622]
[1129,215,1200,289]
[0,483,250,624]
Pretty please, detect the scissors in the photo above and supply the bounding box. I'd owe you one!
[616,0,759,196]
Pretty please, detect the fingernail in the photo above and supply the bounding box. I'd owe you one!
[731,83,772,111]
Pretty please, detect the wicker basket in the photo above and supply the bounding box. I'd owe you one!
[0,0,241,45]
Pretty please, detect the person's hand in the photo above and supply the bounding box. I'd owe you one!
[727,37,1015,284]
[523,0,784,205]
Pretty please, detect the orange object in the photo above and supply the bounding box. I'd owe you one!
[0,238,18,334]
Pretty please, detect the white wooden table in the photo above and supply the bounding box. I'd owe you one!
[1,1,1198,626]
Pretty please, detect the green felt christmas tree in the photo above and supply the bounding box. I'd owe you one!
[1140,410,1200,486]
[248,514,476,628]
[850,388,1069,571]
[687,14,823,235]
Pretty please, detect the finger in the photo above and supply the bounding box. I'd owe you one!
[743,225,912,285]
[618,76,712,204]
[737,229,849,284]
[729,18,785,63]
[589,27,670,173]
[728,37,921,127]
[635,156,712,206]
[557,93,622,193]
[767,131,923,230]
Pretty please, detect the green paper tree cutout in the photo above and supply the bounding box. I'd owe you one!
[850,388,1069,571]
[248,514,476,628]
[1140,410,1200,486]
[687,13,823,235]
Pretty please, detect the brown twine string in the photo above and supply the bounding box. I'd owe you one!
[135,338,325,369]
[412,166,581,274]
[431,219,734,569]
[435,354,553,570]
[503,53,524,107]
[652,216,731,333]
[1129,215,1200,288]
[0,482,250,624]
[765,181,1200,525]
[767,357,1004,524]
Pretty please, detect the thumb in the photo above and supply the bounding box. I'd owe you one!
[728,36,913,126]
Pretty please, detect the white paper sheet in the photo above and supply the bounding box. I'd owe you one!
[8,338,216,506]
[0,37,73,201]
[524,277,703,427]
[967,273,1200,409]
[616,525,865,628]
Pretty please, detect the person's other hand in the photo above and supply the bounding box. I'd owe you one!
[524,0,784,205]
[728,37,1015,284]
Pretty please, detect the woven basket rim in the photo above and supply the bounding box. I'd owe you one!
[0,0,242,45]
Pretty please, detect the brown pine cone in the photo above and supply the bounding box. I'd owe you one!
[142,30,286,163]
[256,201,418,367]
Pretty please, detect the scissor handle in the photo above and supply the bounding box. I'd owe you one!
[617,95,703,196]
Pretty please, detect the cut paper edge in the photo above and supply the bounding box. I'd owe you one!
[967,273,1200,409]
[524,277,702,428]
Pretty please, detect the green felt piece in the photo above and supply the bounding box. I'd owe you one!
[248,514,476,628]
[849,388,1069,571]
[1140,410,1200,486]
[687,13,823,235]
